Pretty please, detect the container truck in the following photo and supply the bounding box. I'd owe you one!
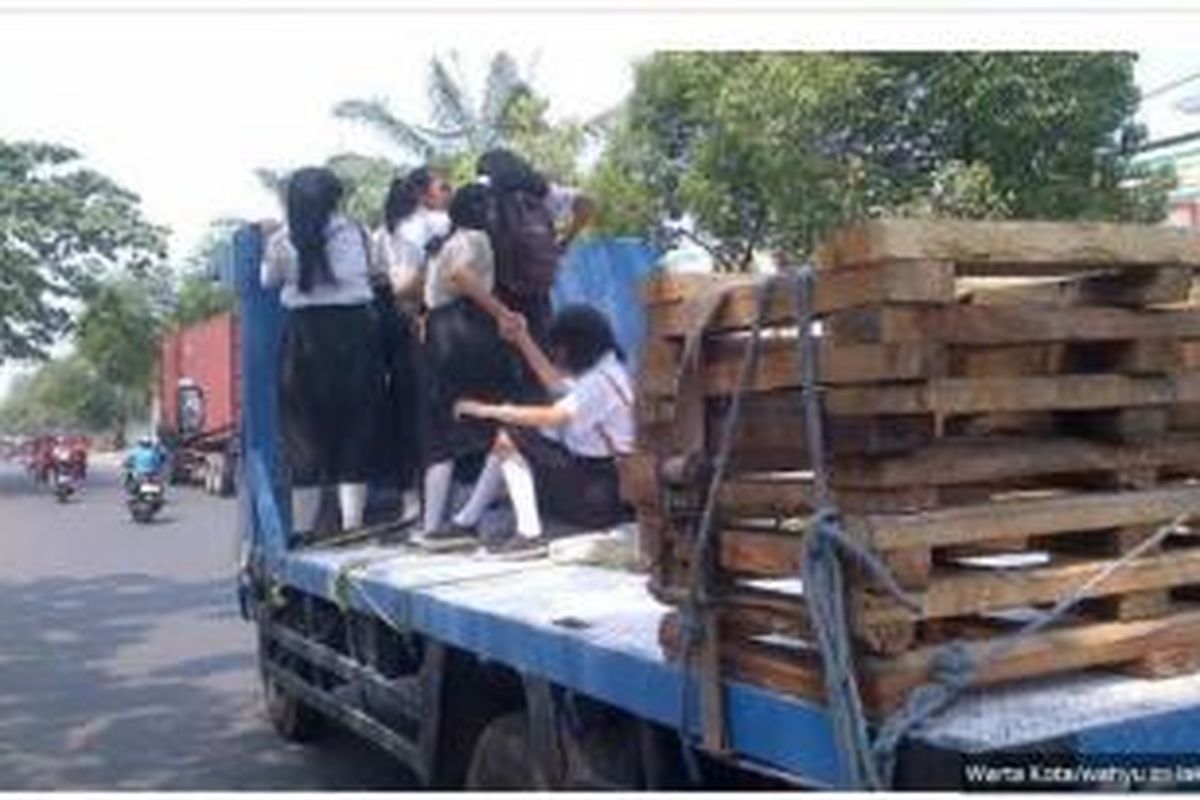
[156,311,241,495]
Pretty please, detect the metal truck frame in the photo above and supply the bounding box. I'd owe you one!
[233,224,1200,789]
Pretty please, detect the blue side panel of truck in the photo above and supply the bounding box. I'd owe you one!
[552,238,659,368]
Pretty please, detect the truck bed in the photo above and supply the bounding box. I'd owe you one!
[279,542,1200,787]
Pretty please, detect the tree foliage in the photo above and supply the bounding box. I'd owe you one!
[0,355,121,434]
[329,52,586,197]
[589,52,1174,269]
[75,277,162,431]
[0,139,168,360]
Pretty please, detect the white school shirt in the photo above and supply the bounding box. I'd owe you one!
[374,207,451,295]
[424,228,496,310]
[550,351,635,458]
[261,215,378,309]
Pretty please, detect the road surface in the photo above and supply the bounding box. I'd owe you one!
[0,458,412,790]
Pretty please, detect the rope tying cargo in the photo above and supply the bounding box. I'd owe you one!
[670,267,1195,790]
[784,267,1193,788]
[676,277,773,780]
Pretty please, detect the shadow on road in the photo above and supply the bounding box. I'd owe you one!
[0,571,412,790]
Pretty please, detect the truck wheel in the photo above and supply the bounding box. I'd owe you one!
[465,712,545,790]
[259,645,323,743]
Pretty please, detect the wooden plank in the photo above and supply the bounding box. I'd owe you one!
[639,337,941,396]
[863,607,1200,713]
[860,549,1200,624]
[710,395,935,469]
[961,267,1194,307]
[646,261,956,338]
[830,435,1200,489]
[823,374,1200,417]
[853,485,1200,551]
[817,219,1200,272]
[828,304,1200,345]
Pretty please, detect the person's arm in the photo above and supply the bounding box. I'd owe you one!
[500,315,567,394]
[446,262,513,325]
[559,193,596,248]
[455,398,573,429]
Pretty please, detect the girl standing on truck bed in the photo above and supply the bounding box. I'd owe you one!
[416,183,523,549]
[260,166,384,536]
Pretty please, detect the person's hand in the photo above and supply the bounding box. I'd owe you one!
[454,399,488,420]
[498,311,528,343]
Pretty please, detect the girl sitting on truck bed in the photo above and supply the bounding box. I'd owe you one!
[446,304,635,559]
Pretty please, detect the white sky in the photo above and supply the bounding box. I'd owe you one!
[3,6,1200,396]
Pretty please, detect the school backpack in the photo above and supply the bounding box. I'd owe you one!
[490,187,562,298]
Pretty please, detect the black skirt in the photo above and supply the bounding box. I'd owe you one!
[423,299,521,465]
[507,427,632,531]
[279,304,384,487]
[371,289,422,489]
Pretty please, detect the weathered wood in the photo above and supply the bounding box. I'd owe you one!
[823,374,1200,417]
[640,337,942,396]
[709,395,935,470]
[829,304,1200,345]
[829,435,1200,489]
[863,607,1200,713]
[645,261,956,338]
[853,485,1200,551]
[817,219,1200,272]
[663,606,1200,715]
[961,267,1194,307]
[860,549,1200,624]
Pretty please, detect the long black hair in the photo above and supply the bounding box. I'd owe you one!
[383,166,435,233]
[476,148,548,197]
[427,183,494,258]
[286,167,344,293]
[547,304,623,375]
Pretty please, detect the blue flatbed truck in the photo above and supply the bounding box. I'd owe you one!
[231,224,1200,789]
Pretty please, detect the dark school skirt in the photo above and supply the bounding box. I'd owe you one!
[371,288,422,489]
[279,303,385,487]
[423,299,521,465]
[507,427,633,531]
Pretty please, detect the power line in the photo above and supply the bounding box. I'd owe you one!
[1142,68,1200,101]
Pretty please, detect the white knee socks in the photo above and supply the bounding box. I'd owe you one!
[292,486,323,534]
[338,482,368,531]
[453,454,504,528]
[500,454,542,540]
[422,461,454,533]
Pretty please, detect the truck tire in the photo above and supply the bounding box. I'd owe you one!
[258,641,324,743]
[464,712,544,789]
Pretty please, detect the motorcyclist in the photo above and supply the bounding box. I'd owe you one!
[124,436,167,490]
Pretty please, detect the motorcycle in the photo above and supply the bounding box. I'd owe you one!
[127,474,165,523]
[52,466,77,503]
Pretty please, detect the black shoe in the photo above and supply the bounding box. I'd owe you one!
[416,523,478,553]
[484,534,549,561]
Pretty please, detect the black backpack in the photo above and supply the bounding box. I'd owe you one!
[490,187,562,298]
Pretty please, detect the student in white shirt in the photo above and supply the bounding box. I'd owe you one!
[449,304,634,559]
[416,183,524,548]
[373,167,452,310]
[370,167,451,510]
[260,166,384,536]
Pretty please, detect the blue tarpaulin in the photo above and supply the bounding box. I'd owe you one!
[551,237,660,369]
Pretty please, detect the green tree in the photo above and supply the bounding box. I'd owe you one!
[0,356,120,434]
[589,52,1173,268]
[75,277,162,436]
[334,52,531,162]
[0,139,168,361]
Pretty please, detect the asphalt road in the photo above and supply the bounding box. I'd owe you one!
[0,458,412,790]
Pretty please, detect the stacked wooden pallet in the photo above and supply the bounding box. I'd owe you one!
[632,219,1200,716]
